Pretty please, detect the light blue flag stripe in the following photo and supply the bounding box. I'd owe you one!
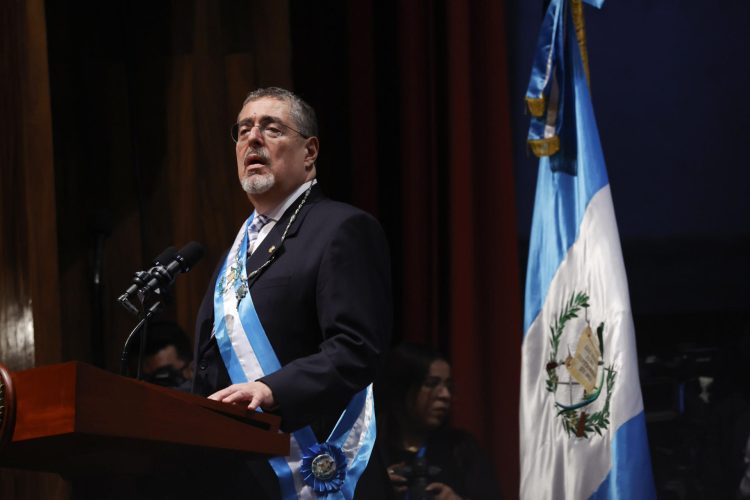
[589,411,657,500]
[522,7,608,334]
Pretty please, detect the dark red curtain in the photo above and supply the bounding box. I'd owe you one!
[346,1,522,497]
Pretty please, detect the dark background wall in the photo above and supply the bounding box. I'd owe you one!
[509,1,750,318]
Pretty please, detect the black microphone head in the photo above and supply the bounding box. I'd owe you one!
[153,246,178,267]
[175,241,205,272]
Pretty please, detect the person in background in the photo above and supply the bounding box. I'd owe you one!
[380,342,501,500]
[128,320,194,389]
[142,320,194,388]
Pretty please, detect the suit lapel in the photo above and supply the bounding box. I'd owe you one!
[199,185,324,367]
[246,184,324,282]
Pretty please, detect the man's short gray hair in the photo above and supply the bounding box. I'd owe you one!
[241,87,318,138]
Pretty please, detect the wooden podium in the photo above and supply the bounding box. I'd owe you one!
[0,362,289,497]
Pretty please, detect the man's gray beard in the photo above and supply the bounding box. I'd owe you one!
[241,172,275,194]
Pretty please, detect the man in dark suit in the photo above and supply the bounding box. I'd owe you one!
[191,87,393,499]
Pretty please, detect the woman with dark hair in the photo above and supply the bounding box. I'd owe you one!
[380,343,501,500]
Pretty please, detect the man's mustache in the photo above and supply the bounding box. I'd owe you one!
[244,148,270,165]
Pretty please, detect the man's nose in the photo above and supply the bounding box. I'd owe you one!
[247,125,264,145]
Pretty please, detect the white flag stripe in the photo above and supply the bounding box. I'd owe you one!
[521,185,644,499]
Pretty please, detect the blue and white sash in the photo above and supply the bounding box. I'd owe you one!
[213,213,376,499]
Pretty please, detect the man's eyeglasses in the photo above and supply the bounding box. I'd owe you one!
[231,118,309,143]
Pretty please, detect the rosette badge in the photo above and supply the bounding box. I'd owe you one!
[301,443,347,494]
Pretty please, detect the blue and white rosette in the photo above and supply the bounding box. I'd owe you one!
[213,212,377,499]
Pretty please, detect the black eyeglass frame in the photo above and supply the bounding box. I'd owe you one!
[231,119,310,143]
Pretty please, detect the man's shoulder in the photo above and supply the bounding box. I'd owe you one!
[310,197,381,226]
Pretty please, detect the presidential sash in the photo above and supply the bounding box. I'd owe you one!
[213,213,376,499]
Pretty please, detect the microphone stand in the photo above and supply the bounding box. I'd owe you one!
[120,298,163,378]
[117,242,204,378]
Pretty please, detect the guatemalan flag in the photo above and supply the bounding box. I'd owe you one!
[519,1,656,498]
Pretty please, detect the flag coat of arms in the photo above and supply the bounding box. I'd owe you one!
[520,1,656,498]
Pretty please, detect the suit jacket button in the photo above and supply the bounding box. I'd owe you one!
[199,362,207,370]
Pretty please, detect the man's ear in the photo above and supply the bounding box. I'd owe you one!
[304,137,319,168]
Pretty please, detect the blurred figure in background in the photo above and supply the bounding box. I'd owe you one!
[131,320,194,389]
[698,325,750,499]
[379,342,501,500]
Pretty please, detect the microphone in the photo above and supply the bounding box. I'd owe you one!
[118,242,204,315]
[138,242,205,295]
[153,246,178,266]
[121,246,177,298]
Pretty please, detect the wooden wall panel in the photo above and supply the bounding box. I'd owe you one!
[1,0,37,372]
[165,0,294,343]
[1,0,67,498]
[0,0,62,366]
[20,0,62,367]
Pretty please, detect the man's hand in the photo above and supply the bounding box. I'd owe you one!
[208,381,276,411]
[425,482,462,500]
